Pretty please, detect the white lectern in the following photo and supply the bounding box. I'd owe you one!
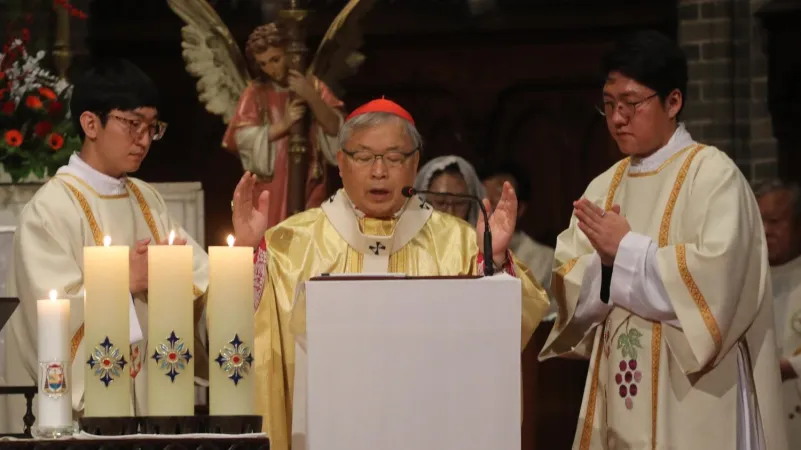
[291,274,522,450]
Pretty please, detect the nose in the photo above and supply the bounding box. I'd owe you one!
[370,158,388,179]
[610,107,628,127]
[135,128,152,148]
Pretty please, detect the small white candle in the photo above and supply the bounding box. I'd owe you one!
[83,235,131,417]
[36,290,71,431]
[147,230,195,416]
[208,235,255,415]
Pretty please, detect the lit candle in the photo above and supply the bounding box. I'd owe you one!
[147,230,194,415]
[208,235,255,415]
[83,236,131,417]
[35,290,72,436]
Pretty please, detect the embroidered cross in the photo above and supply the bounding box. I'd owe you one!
[369,241,386,255]
[419,199,431,210]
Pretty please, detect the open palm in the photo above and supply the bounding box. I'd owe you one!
[232,172,270,248]
[475,181,517,264]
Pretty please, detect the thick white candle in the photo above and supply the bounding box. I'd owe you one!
[36,290,71,431]
[147,230,194,416]
[83,236,131,417]
[208,235,255,415]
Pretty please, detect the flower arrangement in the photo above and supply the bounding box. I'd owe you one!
[0,28,80,183]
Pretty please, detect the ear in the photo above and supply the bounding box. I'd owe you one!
[336,149,346,177]
[79,111,102,140]
[665,88,683,120]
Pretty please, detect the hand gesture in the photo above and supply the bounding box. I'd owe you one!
[287,69,316,102]
[130,238,150,294]
[476,181,517,266]
[232,172,270,248]
[573,198,630,266]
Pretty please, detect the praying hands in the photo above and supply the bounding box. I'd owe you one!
[573,198,631,266]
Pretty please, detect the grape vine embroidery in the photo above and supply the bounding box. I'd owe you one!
[615,327,643,410]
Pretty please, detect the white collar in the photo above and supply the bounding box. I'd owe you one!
[56,153,129,196]
[628,123,696,174]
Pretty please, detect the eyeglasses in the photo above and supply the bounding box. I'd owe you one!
[107,113,168,141]
[596,93,658,118]
[342,148,418,167]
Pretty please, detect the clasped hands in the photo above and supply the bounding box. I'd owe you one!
[573,198,631,266]
[129,234,188,295]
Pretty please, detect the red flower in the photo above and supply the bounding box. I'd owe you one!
[34,121,53,136]
[4,130,23,147]
[0,88,7,98]
[48,101,63,115]
[47,133,64,150]
[2,101,14,115]
[25,96,43,109]
[21,29,30,42]
[38,87,57,100]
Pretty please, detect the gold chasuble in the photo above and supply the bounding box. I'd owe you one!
[252,189,550,450]
[540,145,787,449]
[1,165,209,432]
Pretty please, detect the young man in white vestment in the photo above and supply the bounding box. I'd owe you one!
[539,30,787,449]
[0,59,209,432]
[230,98,550,450]
[755,180,801,448]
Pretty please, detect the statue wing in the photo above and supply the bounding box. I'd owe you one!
[167,0,251,123]
[308,0,377,97]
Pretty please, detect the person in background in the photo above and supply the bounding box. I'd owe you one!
[755,179,801,449]
[413,155,486,227]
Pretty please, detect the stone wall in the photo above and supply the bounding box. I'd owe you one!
[678,0,777,182]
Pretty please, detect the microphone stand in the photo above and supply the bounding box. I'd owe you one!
[402,187,495,276]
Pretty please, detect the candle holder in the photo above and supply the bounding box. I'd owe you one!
[32,359,75,439]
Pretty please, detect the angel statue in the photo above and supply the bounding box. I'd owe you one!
[168,0,374,228]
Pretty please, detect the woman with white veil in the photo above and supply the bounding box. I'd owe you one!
[413,155,486,227]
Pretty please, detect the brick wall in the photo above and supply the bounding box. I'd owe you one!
[678,0,777,182]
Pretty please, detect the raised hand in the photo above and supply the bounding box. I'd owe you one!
[573,198,630,266]
[130,238,150,294]
[475,181,517,266]
[232,172,270,248]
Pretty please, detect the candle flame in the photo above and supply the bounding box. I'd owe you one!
[227,234,235,247]
[49,290,57,302]
[103,235,111,247]
[169,230,176,245]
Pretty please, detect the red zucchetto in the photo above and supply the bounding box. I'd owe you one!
[345,97,415,125]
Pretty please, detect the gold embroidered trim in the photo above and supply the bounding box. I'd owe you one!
[651,323,661,450]
[657,144,705,247]
[579,339,603,450]
[604,159,630,211]
[56,173,129,199]
[59,179,104,362]
[676,244,723,351]
[126,181,161,242]
[553,258,579,330]
[627,145,696,178]
[60,180,105,247]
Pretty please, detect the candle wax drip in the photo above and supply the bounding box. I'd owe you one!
[86,337,127,387]
[215,334,254,386]
[151,331,193,382]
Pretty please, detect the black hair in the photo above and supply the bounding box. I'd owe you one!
[484,163,531,203]
[69,58,160,140]
[600,29,688,116]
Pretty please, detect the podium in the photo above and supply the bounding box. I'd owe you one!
[292,274,522,450]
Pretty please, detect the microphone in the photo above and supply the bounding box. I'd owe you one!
[402,186,495,276]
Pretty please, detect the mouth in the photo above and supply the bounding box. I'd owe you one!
[367,188,391,200]
[129,153,145,161]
